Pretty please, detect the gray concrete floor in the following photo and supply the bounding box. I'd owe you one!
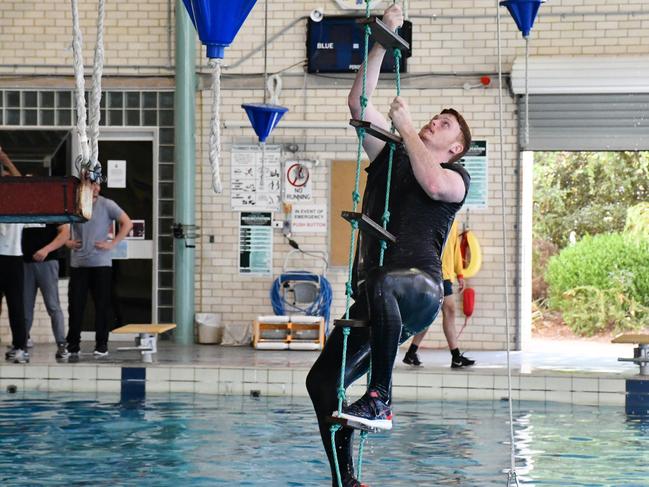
[19,337,638,376]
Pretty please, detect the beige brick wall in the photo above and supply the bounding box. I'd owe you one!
[2,1,649,350]
[0,0,175,74]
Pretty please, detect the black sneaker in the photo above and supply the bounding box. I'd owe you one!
[403,351,422,367]
[55,344,70,360]
[334,390,393,431]
[68,352,80,363]
[451,353,476,369]
[5,347,18,361]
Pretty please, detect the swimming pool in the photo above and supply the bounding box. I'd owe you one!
[0,392,647,486]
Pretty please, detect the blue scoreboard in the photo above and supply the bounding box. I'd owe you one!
[307,17,412,74]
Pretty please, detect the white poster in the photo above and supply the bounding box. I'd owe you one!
[231,145,281,211]
[283,160,313,203]
[292,205,327,234]
[107,160,127,188]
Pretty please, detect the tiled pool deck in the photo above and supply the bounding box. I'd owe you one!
[0,339,641,407]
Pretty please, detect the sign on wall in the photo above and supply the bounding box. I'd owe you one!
[292,205,328,234]
[107,160,127,188]
[239,212,273,276]
[283,160,313,203]
[231,145,281,211]
[462,140,488,209]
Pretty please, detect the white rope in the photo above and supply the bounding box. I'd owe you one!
[496,2,519,486]
[88,0,106,166]
[266,74,282,105]
[70,0,90,166]
[259,142,266,191]
[208,58,223,194]
[70,0,105,176]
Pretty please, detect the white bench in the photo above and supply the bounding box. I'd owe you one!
[112,323,177,362]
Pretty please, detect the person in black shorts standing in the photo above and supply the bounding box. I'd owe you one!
[403,218,476,369]
[305,5,472,486]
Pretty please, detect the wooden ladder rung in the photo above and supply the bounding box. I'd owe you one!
[341,211,396,244]
[349,119,402,144]
[333,319,369,328]
[356,17,410,52]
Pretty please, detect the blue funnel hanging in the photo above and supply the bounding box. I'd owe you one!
[242,103,288,143]
[500,0,543,38]
[182,0,257,59]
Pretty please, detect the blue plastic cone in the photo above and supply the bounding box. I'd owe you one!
[182,0,257,59]
[500,0,543,38]
[242,103,288,143]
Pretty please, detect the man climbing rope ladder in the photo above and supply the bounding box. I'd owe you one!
[306,5,472,486]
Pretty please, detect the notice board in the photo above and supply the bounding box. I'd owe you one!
[330,159,369,267]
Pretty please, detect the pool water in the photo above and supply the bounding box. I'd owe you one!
[0,392,647,486]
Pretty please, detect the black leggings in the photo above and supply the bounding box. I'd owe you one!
[306,267,443,485]
[0,255,26,349]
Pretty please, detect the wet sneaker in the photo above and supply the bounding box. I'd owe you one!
[55,344,70,360]
[334,391,393,431]
[451,353,476,369]
[11,349,29,364]
[93,350,109,358]
[403,351,422,367]
[68,352,80,363]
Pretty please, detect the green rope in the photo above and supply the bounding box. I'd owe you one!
[378,49,401,266]
[336,327,351,411]
[357,430,369,480]
[330,424,343,487]
[394,49,402,96]
[333,1,404,484]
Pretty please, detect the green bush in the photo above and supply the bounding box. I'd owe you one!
[625,202,649,240]
[533,151,649,248]
[545,233,649,335]
[561,285,649,335]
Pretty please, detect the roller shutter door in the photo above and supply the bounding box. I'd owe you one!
[518,93,649,151]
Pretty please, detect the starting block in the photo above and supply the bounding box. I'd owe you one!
[113,323,176,363]
[612,333,649,375]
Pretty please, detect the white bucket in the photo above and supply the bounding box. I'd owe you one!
[195,313,223,344]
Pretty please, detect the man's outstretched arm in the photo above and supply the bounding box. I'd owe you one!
[348,4,404,161]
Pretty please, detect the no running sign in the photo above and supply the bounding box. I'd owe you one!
[283,161,312,202]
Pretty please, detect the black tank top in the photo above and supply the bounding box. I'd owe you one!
[353,143,470,291]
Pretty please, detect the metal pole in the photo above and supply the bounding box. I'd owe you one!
[173,0,196,345]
